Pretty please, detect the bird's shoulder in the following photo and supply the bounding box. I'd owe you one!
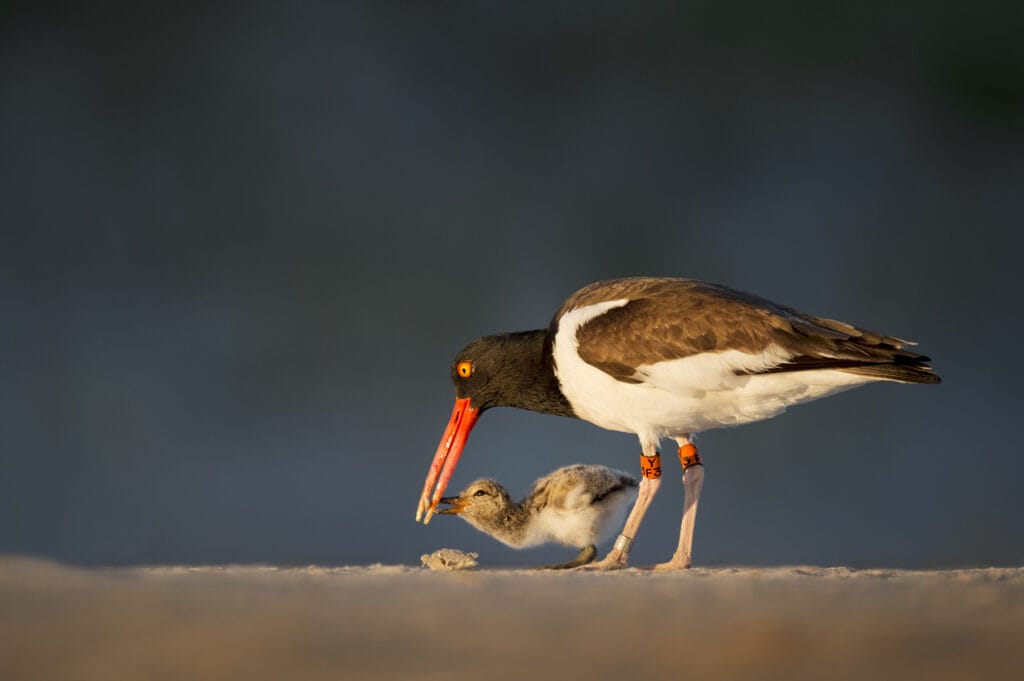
[526,465,637,513]
[551,278,792,381]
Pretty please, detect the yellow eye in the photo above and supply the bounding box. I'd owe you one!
[457,361,473,378]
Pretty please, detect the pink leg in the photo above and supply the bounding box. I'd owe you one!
[583,441,662,570]
[654,437,704,570]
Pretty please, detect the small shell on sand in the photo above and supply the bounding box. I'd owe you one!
[420,548,479,571]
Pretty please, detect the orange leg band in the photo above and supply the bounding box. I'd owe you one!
[678,444,703,471]
[640,453,662,479]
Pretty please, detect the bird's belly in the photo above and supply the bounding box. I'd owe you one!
[525,506,602,548]
[525,489,635,548]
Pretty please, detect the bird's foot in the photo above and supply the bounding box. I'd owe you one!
[537,545,597,570]
[650,555,692,571]
[577,549,629,571]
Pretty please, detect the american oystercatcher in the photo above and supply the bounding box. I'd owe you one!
[436,464,639,569]
[415,277,939,569]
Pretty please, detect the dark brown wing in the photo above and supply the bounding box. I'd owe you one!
[553,277,939,384]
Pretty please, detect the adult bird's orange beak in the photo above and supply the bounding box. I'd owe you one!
[416,397,480,524]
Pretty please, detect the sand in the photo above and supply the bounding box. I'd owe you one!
[2,556,1023,681]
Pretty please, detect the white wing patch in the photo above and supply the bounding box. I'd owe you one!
[634,346,794,391]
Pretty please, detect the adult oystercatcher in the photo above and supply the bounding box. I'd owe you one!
[415,277,939,570]
[436,464,639,569]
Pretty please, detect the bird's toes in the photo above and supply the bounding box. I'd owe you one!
[577,554,629,571]
[650,558,692,571]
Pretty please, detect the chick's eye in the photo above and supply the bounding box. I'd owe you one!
[457,361,473,378]
[473,489,488,497]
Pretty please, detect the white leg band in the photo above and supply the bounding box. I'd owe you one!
[613,534,633,554]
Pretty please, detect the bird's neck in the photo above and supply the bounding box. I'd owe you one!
[467,502,533,548]
[490,330,575,418]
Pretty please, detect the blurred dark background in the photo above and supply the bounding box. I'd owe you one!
[2,2,1021,568]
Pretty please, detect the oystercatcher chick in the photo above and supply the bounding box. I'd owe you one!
[437,464,638,569]
[416,276,939,570]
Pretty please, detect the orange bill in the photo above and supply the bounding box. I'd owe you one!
[416,397,479,524]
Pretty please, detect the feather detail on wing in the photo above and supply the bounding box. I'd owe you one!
[554,277,939,385]
[525,465,638,515]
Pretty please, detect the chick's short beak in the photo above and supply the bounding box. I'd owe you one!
[436,496,469,515]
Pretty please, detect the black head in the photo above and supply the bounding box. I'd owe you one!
[450,331,573,417]
[450,334,518,411]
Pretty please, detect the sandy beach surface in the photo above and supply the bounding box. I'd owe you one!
[2,556,1022,681]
